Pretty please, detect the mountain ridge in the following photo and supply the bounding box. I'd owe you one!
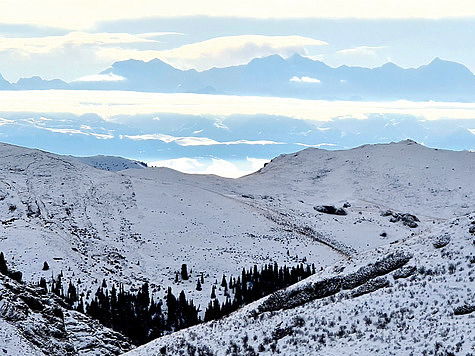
[2,55,474,101]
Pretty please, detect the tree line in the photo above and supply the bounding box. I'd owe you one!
[204,262,314,321]
[1,251,315,346]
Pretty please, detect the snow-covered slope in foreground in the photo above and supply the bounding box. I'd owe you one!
[0,140,473,355]
[125,214,475,355]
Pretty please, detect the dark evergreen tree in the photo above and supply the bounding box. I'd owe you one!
[166,287,177,327]
[76,297,85,313]
[181,264,189,280]
[66,281,78,305]
[42,261,49,271]
[39,277,47,293]
[0,252,7,275]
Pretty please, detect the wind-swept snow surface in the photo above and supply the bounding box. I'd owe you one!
[0,140,473,355]
[125,214,475,355]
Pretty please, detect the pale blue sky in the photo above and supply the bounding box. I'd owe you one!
[0,1,474,82]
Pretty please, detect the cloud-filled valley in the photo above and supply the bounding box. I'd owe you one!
[0,93,473,176]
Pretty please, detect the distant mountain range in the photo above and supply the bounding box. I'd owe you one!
[2,54,475,101]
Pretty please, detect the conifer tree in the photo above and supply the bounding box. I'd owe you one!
[181,264,189,280]
[0,252,7,275]
[39,277,47,292]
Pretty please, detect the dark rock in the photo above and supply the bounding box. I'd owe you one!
[469,225,475,234]
[351,277,390,298]
[272,326,294,340]
[432,234,451,248]
[453,304,475,315]
[383,211,419,228]
[314,205,347,216]
[0,273,133,355]
[393,265,417,279]
[258,251,411,313]
[19,294,44,312]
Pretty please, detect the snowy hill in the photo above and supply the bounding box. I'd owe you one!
[72,155,147,172]
[0,140,473,355]
[125,213,474,355]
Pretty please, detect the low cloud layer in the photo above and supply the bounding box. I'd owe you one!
[290,76,321,84]
[74,73,126,82]
[123,133,284,146]
[149,156,269,178]
[1,91,474,122]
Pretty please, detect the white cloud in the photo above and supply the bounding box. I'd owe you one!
[42,127,89,135]
[0,33,326,80]
[202,158,248,178]
[337,46,386,57]
[89,133,115,140]
[0,32,165,56]
[295,142,338,148]
[0,118,14,126]
[246,157,269,171]
[149,157,204,172]
[97,35,327,71]
[148,156,266,178]
[123,133,284,146]
[2,91,475,122]
[74,73,126,82]
[1,1,474,30]
[39,126,114,139]
[290,76,321,84]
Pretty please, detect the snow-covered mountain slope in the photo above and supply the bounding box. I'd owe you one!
[125,214,475,356]
[0,140,473,354]
[0,142,340,316]
[72,155,147,172]
[0,272,133,355]
[243,139,473,219]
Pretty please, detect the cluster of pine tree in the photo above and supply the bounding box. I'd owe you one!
[34,260,314,346]
[204,262,314,321]
[45,274,200,346]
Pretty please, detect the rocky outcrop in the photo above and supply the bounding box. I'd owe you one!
[453,304,475,315]
[432,234,451,248]
[0,274,133,355]
[258,251,411,313]
[314,205,347,216]
[381,210,419,228]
